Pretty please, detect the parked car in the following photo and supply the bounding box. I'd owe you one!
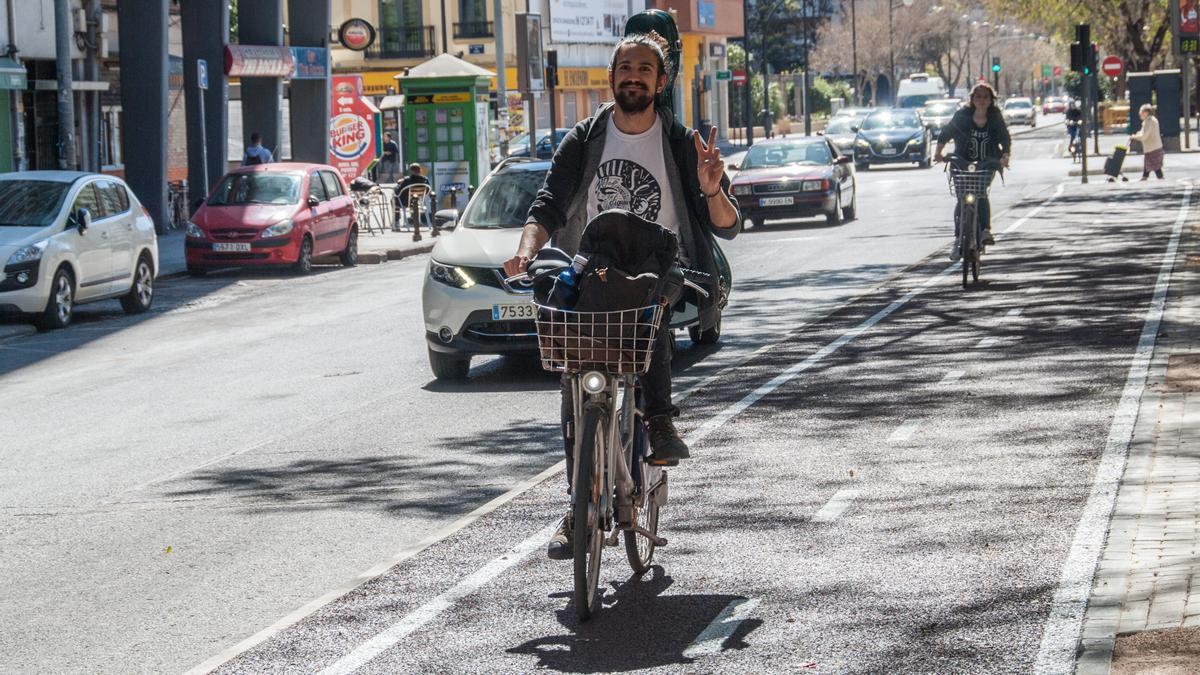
[503,128,570,160]
[821,116,859,159]
[919,98,963,136]
[853,108,933,170]
[833,106,875,129]
[185,163,358,276]
[1003,97,1038,127]
[0,171,158,330]
[421,158,733,381]
[728,137,856,228]
[1042,96,1066,114]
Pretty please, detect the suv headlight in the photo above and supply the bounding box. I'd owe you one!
[429,261,476,289]
[185,221,205,239]
[6,241,47,266]
[261,219,294,238]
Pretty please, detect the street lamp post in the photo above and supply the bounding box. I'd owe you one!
[887,0,914,105]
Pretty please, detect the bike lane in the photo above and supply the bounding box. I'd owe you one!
[201,180,1193,673]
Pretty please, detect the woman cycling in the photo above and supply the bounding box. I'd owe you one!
[933,82,1011,261]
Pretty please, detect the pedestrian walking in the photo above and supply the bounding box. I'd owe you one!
[1130,104,1164,180]
[380,132,400,183]
[241,132,273,166]
[395,163,431,240]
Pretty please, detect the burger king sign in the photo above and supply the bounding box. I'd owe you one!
[328,75,381,182]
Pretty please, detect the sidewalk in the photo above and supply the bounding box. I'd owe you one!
[1076,182,1200,673]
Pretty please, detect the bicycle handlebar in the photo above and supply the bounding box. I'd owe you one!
[504,265,712,300]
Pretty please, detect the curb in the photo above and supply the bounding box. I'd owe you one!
[0,323,37,343]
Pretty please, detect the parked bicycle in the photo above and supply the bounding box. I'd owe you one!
[945,154,1003,288]
[508,257,708,621]
[167,180,189,231]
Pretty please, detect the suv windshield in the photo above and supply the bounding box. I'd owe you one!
[1005,100,1032,109]
[459,169,546,228]
[897,94,940,108]
[208,173,301,206]
[923,102,957,115]
[742,141,831,169]
[862,111,920,130]
[0,180,72,227]
[825,118,854,134]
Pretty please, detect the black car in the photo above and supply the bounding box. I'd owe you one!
[852,108,932,170]
[505,129,570,160]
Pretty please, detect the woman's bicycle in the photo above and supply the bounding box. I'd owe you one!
[508,262,708,621]
[945,154,1003,288]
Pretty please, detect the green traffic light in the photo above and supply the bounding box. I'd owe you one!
[992,65,1001,73]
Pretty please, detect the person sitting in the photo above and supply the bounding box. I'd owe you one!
[395,163,431,240]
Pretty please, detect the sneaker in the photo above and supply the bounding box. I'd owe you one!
[982,230,995,246]
[646,415,690,466]
[949,241,962,262]
[547,513,572,560]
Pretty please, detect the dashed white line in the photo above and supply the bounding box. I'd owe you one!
[1025,285,1042,295]
[938,369,966,386]
[1007,308,1024,318]
[887,420,921,444]
[977,337,998,348]
[1004,184,1065,234]
[812,489,862,523]
[1034,183,1192,673]
[683,597,763,658]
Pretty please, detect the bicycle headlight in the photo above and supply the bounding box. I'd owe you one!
[5,241,47,266]
[261,219,294,238]
[582,371,607,394]
[964,193,976,205]
[185,221,205,239]
[429,261,476,289]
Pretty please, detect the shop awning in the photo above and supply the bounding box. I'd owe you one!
[0,58,27,91]
[378,94,404,110]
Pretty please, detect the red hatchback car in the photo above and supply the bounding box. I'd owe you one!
[729,137,857,228]
[185,163,358,276]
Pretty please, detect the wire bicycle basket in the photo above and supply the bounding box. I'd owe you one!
[535,303,665,375]
[947,166,995,199]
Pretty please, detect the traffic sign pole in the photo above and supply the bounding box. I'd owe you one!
[197,58,209,200]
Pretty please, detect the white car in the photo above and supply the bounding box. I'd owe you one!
[422,158,731,381]
[1003,97,1038,127]
[0,171,158,330]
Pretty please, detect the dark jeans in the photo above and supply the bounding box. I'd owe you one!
[954,197,991,237]
[1143,169,1164,179]
[560,308,676,488]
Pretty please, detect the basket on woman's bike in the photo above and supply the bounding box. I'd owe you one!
[534,303,665,375]
[947,166,995,199]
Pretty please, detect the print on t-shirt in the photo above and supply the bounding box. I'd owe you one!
[593,158,662,222]
[968,127,991,161]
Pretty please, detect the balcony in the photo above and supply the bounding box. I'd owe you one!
[453,21,494,39]
[366,26,437,59]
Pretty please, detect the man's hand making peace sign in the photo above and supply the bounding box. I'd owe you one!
[694,126,739,229]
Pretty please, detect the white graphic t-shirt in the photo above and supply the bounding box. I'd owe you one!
[586,116,680,235]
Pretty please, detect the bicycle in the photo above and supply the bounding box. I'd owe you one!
[945,154,1002,288]
[508,262,708,621]
[166,180,189,231]
[1066,119,1083,163]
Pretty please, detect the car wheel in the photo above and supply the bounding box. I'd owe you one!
[339,225,358,267]
[825,192,843,226]
[428,347,470,381]
[293,235,314,275]
[688,317,721,345]
[187,266,208,278]
[842,185,857,220]
[35,266,74,331]
[120,254,154,315]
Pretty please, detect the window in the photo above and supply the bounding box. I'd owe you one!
[308,173,327,202]
[71,184,102,222]
[0,181,72,227]
[95,180,130,218]
[320,172,344,197]
[380,0,422,29]
[208,174,302,206]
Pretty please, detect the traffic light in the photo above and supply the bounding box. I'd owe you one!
[1071,24,1091,74]
[545,49,559,88]
[991,56,1001,73]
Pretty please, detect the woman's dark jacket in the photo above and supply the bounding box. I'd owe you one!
[525,102,740,331]
[937,107,1012,161]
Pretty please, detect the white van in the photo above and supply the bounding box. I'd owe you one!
[896,73,947,109]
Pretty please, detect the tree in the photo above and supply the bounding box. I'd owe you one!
[980,0,1171,73]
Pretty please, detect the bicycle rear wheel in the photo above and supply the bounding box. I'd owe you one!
[960,208,975,288]
[573,405,606,621]
[624,465,664,574]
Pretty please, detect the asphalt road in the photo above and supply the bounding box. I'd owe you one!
[2,119,1188,672]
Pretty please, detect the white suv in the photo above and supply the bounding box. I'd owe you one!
[1003,97,1037,127]
[0,172,159,330]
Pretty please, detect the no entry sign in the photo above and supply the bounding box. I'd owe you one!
[1101,55,1124,78]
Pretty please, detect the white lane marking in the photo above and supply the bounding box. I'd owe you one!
[1007,308,1024,318]
[977,337,998,349]
[887,420,920,444]
[318,522,560,675]
[184,462,566,675]
[1004,183,1066,234]
[683,598,763,659]
[770,236,825,243]
[812,489,861,523]
[1034,183,1192,673]
[1025,285,1042,295]
[938,369,966,386]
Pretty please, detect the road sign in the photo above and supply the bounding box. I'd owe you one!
[197,58,208,90]
[1042,64,1052,78]
[731,69,746,85]
[716,69,731,81]
[1101,55,1124,78]
[1053,65,1063,77]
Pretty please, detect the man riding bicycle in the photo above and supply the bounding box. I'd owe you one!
[1065,99,1083,156]
[502,29,740,559]
[933,82,1011,261]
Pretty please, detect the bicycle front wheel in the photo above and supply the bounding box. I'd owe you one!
[624,465,664,574]
[573,405,607,621]
[960,208,975,288]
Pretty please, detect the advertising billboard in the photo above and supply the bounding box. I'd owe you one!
[548,0,627,44]
[328,75,380,182]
